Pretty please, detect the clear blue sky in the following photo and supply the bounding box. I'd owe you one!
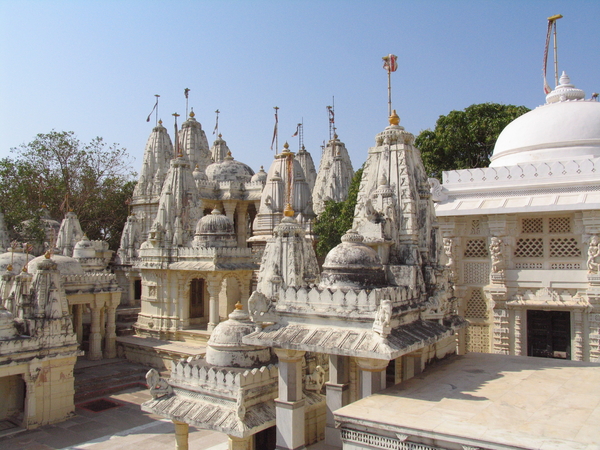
[1,1,599,175]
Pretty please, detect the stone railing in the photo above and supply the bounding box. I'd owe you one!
[443,157,600,186]
[176,247,254,258]
[169,359,278,394]
[277,285,417,315]
[63,272,120,285]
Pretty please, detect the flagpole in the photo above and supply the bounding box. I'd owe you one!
[184,88,190,117]
[155,95,160,126]
[382,54,397,117]
[274,107,279,153]
[172,113,180,158]
[549,14,563,87]
[387,67,392,117]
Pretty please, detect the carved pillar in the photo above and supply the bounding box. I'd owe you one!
[274,348,306,450]
[207,277,222,332]
[173,420,189,450]
[355,357,389,398]
[222,200,237,223]
[24,371,38,428]
[88,305,103,360]
[228,435,253,450]
[236,203,249,248]
[74,304,83,344]
[104,301,117,359]
[325,354,350,447]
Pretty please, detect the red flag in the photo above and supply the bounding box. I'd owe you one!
[382,54,398,72]
[292,124,300,137]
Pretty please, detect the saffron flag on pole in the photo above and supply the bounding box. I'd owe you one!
[542,20,553,94]
[382,54,398,72]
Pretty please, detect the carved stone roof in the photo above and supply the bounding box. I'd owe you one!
[244,320,456,360]
[205,152,254,183]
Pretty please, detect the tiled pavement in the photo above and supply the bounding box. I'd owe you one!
[1,387,229,450]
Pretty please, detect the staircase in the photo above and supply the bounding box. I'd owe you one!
[74,358,149,403]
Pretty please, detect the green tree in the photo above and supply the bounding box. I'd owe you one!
[314,166,363,257]
[0,131,136,250]
[415,103,530,179]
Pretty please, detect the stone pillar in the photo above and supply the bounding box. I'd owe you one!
[236,203,249,248]
[173,420,189,450]
[355,357,389,398]
[74,304,83,345]
[207,278,222,332]
[228,435,253,450]
[325,354,350,447]
[222,200,237,223]
[24,376,37,428]
[104,302,117,359]
[274,348,306,450]
[88,305,103,360]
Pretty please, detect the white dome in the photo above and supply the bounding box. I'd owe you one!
[28,253,84,275]
[491,75,600,167]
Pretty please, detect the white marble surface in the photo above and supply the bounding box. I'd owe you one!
[335,353,600,450]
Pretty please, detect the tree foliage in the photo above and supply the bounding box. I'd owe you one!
[415,103,530,179]
[314,166,363,257]
[0,131,136,250]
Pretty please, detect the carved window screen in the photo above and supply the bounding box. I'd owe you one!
[470,219,481,235]
[464,262,489,284]
[466,324,490,353]
[465,289,487,319]
[464,239,488,258]
[522,217,543,234]
[515,238,544,257]
[549,217,571,233]
[550,238,581,258]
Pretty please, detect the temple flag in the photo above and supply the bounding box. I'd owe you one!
[382,54,398,72]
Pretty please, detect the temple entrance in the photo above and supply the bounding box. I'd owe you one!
[527,310,570,359]
[254,425,276,449]
[0,374,25,430]
[134,279,142,302]
[189,278,205,319]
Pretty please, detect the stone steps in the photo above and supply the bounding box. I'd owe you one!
[74,359,149,403]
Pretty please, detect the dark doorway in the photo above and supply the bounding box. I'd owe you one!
[134,279,142,301]
[527,310,570,359]
[254,425,276,450]
[189,278,205,319]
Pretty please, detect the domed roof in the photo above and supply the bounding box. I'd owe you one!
[319,230,386,289]
[205,304,271,368]
[28,253,84,275]
[491,73,600,167]
[251,166,268,183]
[73,235,95,259]
[195,209,234,235]
[205,152,254,183]
[0,249,34,274]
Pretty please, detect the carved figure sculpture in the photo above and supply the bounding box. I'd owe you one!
[489,237,505,273]
[443,237,456,280]
[587,235,600,273]
[146,368,173,399]
[373,299,392,338]
[305,365,326,392]
[247,290,278,323]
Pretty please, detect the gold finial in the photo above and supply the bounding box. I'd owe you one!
[334,133,338,139]
[218,133,222,138]
[6,264,12,272]
[389,109,400,126]
[283,142,290,151]
[159,119,163,125]
[235,301,243,310]
[44,251,51,259]
[189,109,195,118]
[283,203,295,217]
